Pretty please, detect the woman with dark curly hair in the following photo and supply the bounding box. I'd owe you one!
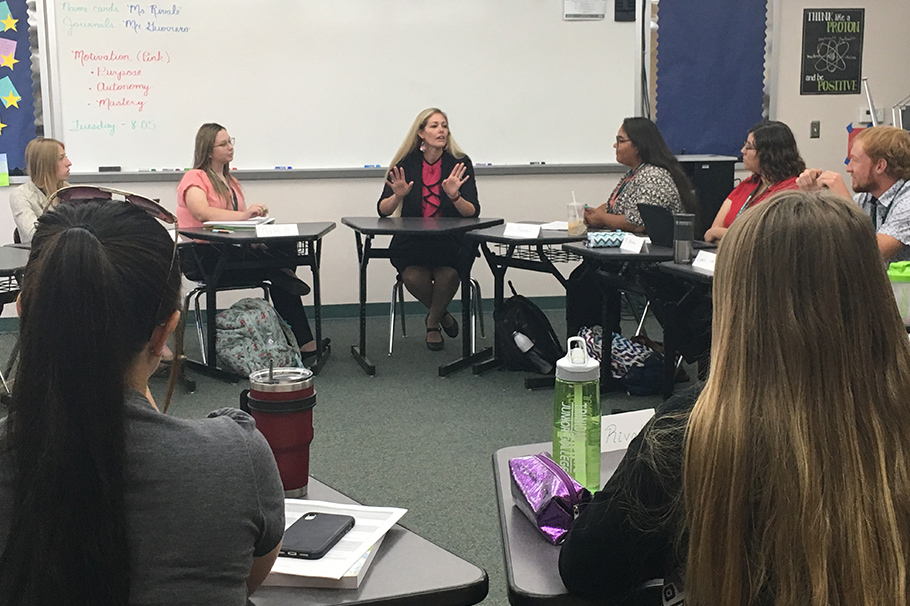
[704,121,805,243]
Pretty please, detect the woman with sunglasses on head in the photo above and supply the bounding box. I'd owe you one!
[177,123,323,358]
[703,121,805,243]
[560,190,910,605]
[0,200,285,604]
[566,117,696,339]
[8,137,72,245]
[377,108,479,351]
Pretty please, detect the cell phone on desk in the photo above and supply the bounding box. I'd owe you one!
[279,512,355,559]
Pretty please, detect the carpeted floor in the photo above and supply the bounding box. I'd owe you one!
[0,306,688,605]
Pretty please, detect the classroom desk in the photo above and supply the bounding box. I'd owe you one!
[560,242,674,386]
[493,443,659,606]
[254,477,489,606]
[654,261,713,398]
[465,225,585,388]
[341,216,504,376]
[177,222,336,380]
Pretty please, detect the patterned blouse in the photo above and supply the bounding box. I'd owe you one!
[606,163,683,227]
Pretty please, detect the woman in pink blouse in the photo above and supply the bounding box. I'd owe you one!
[177,123,321,358]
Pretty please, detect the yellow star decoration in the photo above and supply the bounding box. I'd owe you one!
[0,52,17,69]
[0,116,6,134]
[1,13,18,32]
[2,91,19,108]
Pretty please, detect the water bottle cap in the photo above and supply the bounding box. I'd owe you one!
[555,336,600,381]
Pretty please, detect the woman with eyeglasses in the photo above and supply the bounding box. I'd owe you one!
[582,117,696,231]
[8,137,72,244]
[377,108,480,351]
[703,121,805,244]
[177,123,323,359]
[560,190,910,605]
[0,200,285,604]
[566,117,696,340]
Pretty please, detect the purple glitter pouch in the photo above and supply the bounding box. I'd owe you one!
[508,452,592,545]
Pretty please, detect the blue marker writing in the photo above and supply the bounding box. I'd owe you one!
[364,164,381,168]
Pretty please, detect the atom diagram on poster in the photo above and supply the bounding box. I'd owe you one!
[814,39,849,73]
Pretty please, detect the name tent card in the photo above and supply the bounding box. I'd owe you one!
[619,233,647,254]
[257,223,300,238]
[601,408,655,452]
[691,250,717,274]
[502,223,542,239]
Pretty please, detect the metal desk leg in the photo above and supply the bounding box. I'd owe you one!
[350,233,376,375]
[439,267,492,377]
[307,238,331,375]
[472,243,506,375]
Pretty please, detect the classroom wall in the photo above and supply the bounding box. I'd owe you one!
[0,171,619,317]
[769,0,910,175]
[2,0,908,318]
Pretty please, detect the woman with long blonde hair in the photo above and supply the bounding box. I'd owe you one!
[560,190,910,605]
[8,137,72,244]
[377,108,479,350]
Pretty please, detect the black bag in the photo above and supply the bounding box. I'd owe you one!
[494,282,565,374]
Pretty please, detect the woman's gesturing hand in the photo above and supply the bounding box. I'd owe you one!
[387,166,414,198]
[443,163,470,200]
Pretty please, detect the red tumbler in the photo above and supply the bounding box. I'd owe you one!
[241,367,315,497]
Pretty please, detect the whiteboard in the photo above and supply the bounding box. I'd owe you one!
[40,0,640,172]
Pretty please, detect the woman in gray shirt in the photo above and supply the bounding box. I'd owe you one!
[0,197,285,605]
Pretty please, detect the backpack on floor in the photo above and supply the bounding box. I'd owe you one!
[215,297,302,377]
[494,282,565,374]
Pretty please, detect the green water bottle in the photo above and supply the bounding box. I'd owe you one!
[553,336,601,493]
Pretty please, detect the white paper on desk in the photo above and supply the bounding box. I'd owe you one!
[602,408,654,452]
[620,233,646,254]
[270,499,406,580]
[540,221,568,231]
[692,250,717,274]
[203,217,275,227]
[256,223,300,238]
[502,222,542,239]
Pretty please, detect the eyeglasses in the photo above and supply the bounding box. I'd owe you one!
[214,138,236,148]
[615,136,631,144]
[46,185,183,407]
[742,141,756,151]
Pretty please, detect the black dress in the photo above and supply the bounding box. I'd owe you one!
[376,149,480,273]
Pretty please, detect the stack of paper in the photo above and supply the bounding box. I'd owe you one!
[203,217,275,230]
[263,499,407,589]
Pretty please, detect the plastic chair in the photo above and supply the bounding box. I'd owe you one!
[388,276,485,355]
[177,242,273,366]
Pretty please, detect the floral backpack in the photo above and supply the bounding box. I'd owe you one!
[215,298,302,377]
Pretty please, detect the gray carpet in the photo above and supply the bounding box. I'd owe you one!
[0,307,686,606]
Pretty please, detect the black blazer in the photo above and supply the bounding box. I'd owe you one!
[377,149,480,218]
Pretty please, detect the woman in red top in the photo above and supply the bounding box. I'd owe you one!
[704,121,805,243]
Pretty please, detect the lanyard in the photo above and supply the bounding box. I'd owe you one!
[608,165,641,210]
[735,179,767,220]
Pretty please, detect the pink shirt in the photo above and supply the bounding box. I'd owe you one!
[421,158,442,218]
[176,169,246,228]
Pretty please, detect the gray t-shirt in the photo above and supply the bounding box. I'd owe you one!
[0,391,285,605]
